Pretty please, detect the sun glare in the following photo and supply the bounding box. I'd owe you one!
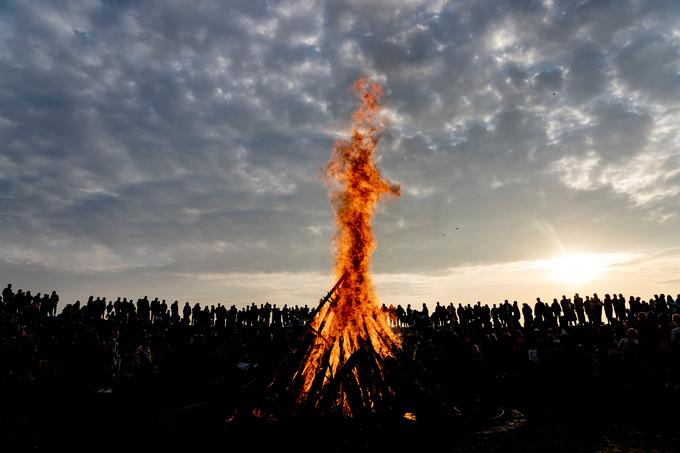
[547,253,608,285]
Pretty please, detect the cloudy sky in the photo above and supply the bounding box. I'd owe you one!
[1,0,679,308]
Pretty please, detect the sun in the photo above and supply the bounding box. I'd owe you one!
[546,253,608,285]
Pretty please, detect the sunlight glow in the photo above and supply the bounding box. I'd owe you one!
[546,253,608,285]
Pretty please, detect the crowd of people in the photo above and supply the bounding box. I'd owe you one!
[1,282,680,446]
[383,292,680,331]
[2,283,680,389]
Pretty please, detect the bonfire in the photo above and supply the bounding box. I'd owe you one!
[285,78,401,417]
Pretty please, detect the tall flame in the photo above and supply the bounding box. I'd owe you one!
[294,77,400,415]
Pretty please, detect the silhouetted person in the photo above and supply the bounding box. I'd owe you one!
[522,303,533,328]
[511,301,520,327]
[421,303,429,326]
[182,302,191,324]
[613,294,626,321]
[170,300,179,323]
[550,298,561,328]
[448,303,458,326]
[591,293,603,326]
[3,283,14,313]
[2,283,13,303]
[491,304,500,329]
[574,293,586,325]
[137,296,150,323]
[603,294,614,324]
[395,304,406,327]
[150,297,160,323]
[560,295,576,326]
[583,296,592,323]
[192,303,201,326]
[534,298,545,326]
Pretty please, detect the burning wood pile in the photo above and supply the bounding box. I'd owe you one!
[270,78,401,418]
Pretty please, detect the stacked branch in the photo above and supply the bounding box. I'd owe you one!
[277,273,398,417]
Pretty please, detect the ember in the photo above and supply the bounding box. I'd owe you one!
[288,78,401,416]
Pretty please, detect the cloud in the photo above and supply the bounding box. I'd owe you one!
[0,0,679,304]
[566,43,607,103]
[616,33,680,103]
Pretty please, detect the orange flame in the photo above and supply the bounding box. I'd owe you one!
[295,77,400,414]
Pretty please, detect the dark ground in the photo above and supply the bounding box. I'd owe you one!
[3,361,679,452]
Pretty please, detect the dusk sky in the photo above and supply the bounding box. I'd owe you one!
[1,0,679,308]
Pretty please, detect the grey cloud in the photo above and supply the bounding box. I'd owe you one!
[616,33,680,103]
[0,0,678,294]
[590,102,653,160]
[533,68,563,93]
[566,43,607,104]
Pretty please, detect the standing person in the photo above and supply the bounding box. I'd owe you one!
[456,304,465,328]
[534,298,545,326]
[492,305,500,329]
[561,295,576,326]
[421,303,430,326]
[512,301,521,328]
[170,301,179,324]
[592,294,603,326]
[614,294,626,321]
[49,290,59,317]
[551,299,561,328]
[150,298,160,323]
[522,303,533,328]
[182,302,191,324]
[2,284,13,308]
[395,305,406,327]
[584,296,593,324]
[448,303,458,326]
[574,293,586,325]
[629,296,641,317]
[603,294,614,324]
